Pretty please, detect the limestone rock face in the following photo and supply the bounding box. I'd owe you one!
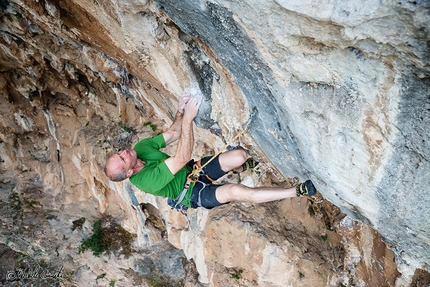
[0,0,428,286]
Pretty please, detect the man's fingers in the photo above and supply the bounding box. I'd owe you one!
[191,94,202,104]
[182,93,202,120]
[193,98,202,107]
[178,94,192,114]
[182,92,202,120]
[182,94,191,102]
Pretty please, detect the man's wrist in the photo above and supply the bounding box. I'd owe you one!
[182,115,194,125]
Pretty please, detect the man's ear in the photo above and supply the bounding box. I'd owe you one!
[126,169,134,178]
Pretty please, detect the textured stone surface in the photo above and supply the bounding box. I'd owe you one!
[154,0,430,277]
[0,0,429,286]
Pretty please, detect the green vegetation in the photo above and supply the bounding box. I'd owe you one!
[148,274,162,287]
[230,269,243,280]
[307,204,315,217]
[117,110,135,132]
[118,121,134,133]
[78,215,135,258]
[94,273,116,286]
[28,89,36,101]
[298,271,305,279]
[144,263,185,287]
[9,192,22,212]
[320,235,328,242]
[96,273,106,284]
[148,274,172,287]
[79,220,103,256]
[26,200,37,208]
[144,121,157,131]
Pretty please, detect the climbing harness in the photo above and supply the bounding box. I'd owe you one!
[187,106,258,184]
[169,107,258,230]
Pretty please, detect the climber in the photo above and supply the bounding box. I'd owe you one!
[104,93,316,209]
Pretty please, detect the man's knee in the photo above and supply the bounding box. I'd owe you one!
[238,148,248,162]
[230,148,248,165]
[219,148,247,172]
[216,183,253,203]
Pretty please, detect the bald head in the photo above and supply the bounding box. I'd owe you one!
[104,156,128,182]
[104,149,139,182]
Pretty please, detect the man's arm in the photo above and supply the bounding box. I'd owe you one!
[163,111,183,146]
[164,95,201,175]
[163,94,191,145]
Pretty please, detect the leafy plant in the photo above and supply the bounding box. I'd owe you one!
[149,274,163,287]
[298,271,305,279]
[25,199,37,208]
[144,122,157,131]
[9,192,22,211]
[307,204,315,217]
[118,121,134,133]
[78,220,103,256]
[96,273,106,284]
[78,216,135,257]
[28,89,36,101]
[230,269,243,280]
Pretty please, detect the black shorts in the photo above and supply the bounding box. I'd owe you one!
[186,155,226,209]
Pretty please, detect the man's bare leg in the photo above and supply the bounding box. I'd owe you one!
[218,148,248,173]
[215,183,297,204]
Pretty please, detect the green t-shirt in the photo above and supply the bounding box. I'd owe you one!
[129,134,193,207]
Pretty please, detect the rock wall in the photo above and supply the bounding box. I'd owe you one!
[154,0,430,276]
[0,0,429,286]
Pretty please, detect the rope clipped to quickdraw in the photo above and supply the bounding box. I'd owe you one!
[187,106,258,183]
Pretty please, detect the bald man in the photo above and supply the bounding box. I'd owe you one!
[105,94,316,209]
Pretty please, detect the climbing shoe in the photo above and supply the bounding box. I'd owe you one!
[242,157,259,172]
[296,180,316,197]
